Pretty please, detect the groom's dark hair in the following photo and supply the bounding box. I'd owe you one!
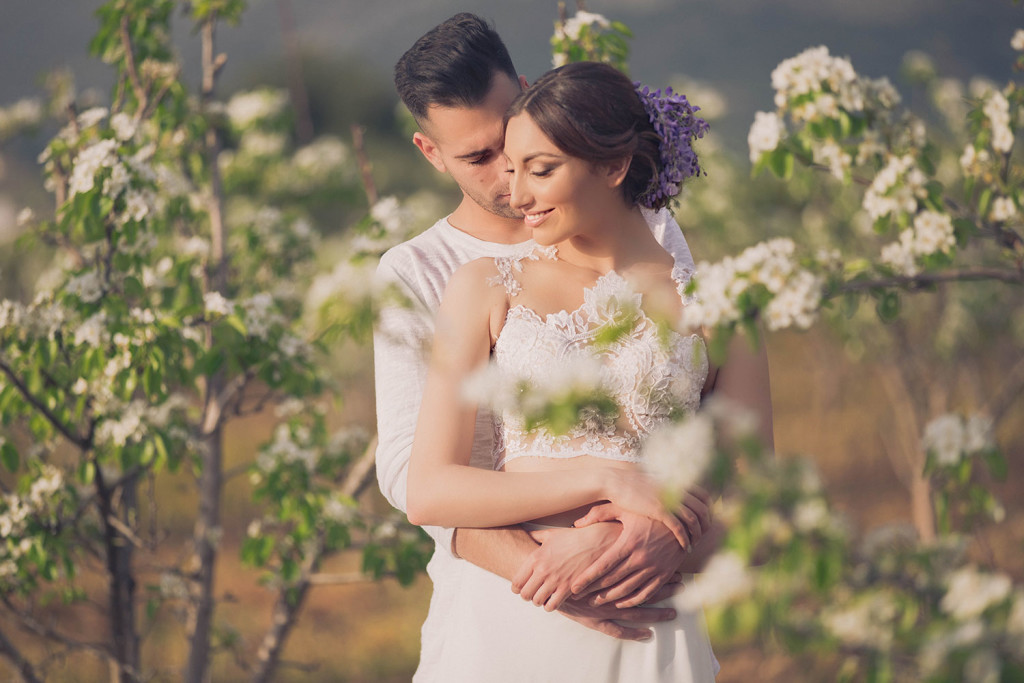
[394,12,518,123]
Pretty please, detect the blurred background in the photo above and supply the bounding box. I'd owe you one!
[1,1,1022,680]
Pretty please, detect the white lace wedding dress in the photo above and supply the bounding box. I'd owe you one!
[423,245,719,682]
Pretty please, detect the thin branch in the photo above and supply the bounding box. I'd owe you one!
[340,434,378,499]
[1,597,111,659]
[119,17,148,112]
[350,124,378,206]
[985,354,1024,425]
[0,625,43,683]
[276,0,314,144]
[0,357,88,450]
[832,268,1024,295]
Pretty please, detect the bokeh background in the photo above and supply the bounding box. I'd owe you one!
[1,1,1022,680]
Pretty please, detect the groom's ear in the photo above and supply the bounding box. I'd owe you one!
[519,74,529,91]
[413,131,448,174]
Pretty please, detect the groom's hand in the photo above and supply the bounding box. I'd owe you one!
[570,487,714,608]
[511,523,621,611]
[556,583,679,641]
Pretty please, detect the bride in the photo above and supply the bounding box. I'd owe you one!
[406,61,772,682]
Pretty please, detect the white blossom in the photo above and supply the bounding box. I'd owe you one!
[642,414,715,500]
[0,98,43,136]
[822,592,896,650]
[110,112,137,141]
[68,139,119,197]
[28,465,64,508]
[1013,29,1024,51]
[71,377,89,395]
[560,11,610,40]
[983,91,1014,154]
[74,311,109,347]
[257,424,318,472]
[66,270,104,302]
[323,496,355,524]
[812,139,851,181]
[941,566,1012,621]
[676,551,753,610]
[862,155,927,220]
[923,414,965,466]
[225,89,288,129]
[762,270,823,331]
[203,291,234,317]
[240,292,281,339]
[792,498,830,532]
[990,196,1017,222]
[292,136,349,175]
[16,207,35,228]
[240,130,286,157]
[747,111,784,163]
[76,106,108,130]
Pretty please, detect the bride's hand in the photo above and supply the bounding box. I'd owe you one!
[600,469,693,551]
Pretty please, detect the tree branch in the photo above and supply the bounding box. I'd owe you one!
[832,268,1024,295]
[119,17,148,112]
[0,357,89,450]
[249,436,377,683]
[0,625,43,683]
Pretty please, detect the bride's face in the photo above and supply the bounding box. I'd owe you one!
[504,113,620,246]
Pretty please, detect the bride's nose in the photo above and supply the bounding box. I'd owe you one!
[509,172,532,212]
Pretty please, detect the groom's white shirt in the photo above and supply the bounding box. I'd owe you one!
[372,207,694,678]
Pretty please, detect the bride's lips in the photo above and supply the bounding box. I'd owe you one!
[523,209,552,228]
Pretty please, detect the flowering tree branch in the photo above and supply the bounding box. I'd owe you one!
[0,358,89,450]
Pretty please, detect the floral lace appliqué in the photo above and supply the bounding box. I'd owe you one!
[489,247,708,470]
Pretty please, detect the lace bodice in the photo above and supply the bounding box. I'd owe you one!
[488,246,708,470]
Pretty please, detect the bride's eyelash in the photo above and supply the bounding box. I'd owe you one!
[532,167,554,178]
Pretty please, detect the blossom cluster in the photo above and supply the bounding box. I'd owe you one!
[862,155,928,220]
[682,238,824,332]
[224,88,289,129]
[255,423,319,473]
[769,46,899,123]
[922,412,994,466]
[0,464,66,581]
[557,10,610,41]
[94,395,189,448]
[349,196,417,255]
[983,90,1014,154]
[879,210,957,276]
[0,97,43,139]
[747,111,785,162]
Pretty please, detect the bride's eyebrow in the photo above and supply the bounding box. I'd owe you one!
[522,151,563,163]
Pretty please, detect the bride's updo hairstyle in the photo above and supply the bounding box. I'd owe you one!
[506,61,663,209]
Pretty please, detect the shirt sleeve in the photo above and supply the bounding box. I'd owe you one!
[372,253,457,555]
[643,206,696,269]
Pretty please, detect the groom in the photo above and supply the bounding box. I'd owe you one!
[374,11,719,675]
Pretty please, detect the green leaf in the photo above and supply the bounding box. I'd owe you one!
[1,441,18,472]
[875,292,900,322]
[768,148,794,180]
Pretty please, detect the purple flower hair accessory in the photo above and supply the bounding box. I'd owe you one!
[634,83,710,208]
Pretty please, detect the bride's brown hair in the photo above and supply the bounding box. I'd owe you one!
[504,61,667,210]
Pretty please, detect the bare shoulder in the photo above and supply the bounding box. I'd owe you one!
[438,257,507,321]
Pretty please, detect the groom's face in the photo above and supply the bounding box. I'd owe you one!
[413,72,525,219]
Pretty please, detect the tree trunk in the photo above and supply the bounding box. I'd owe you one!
[185,414,223,682]
[96,468,140,682]
[185,16,229,682]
